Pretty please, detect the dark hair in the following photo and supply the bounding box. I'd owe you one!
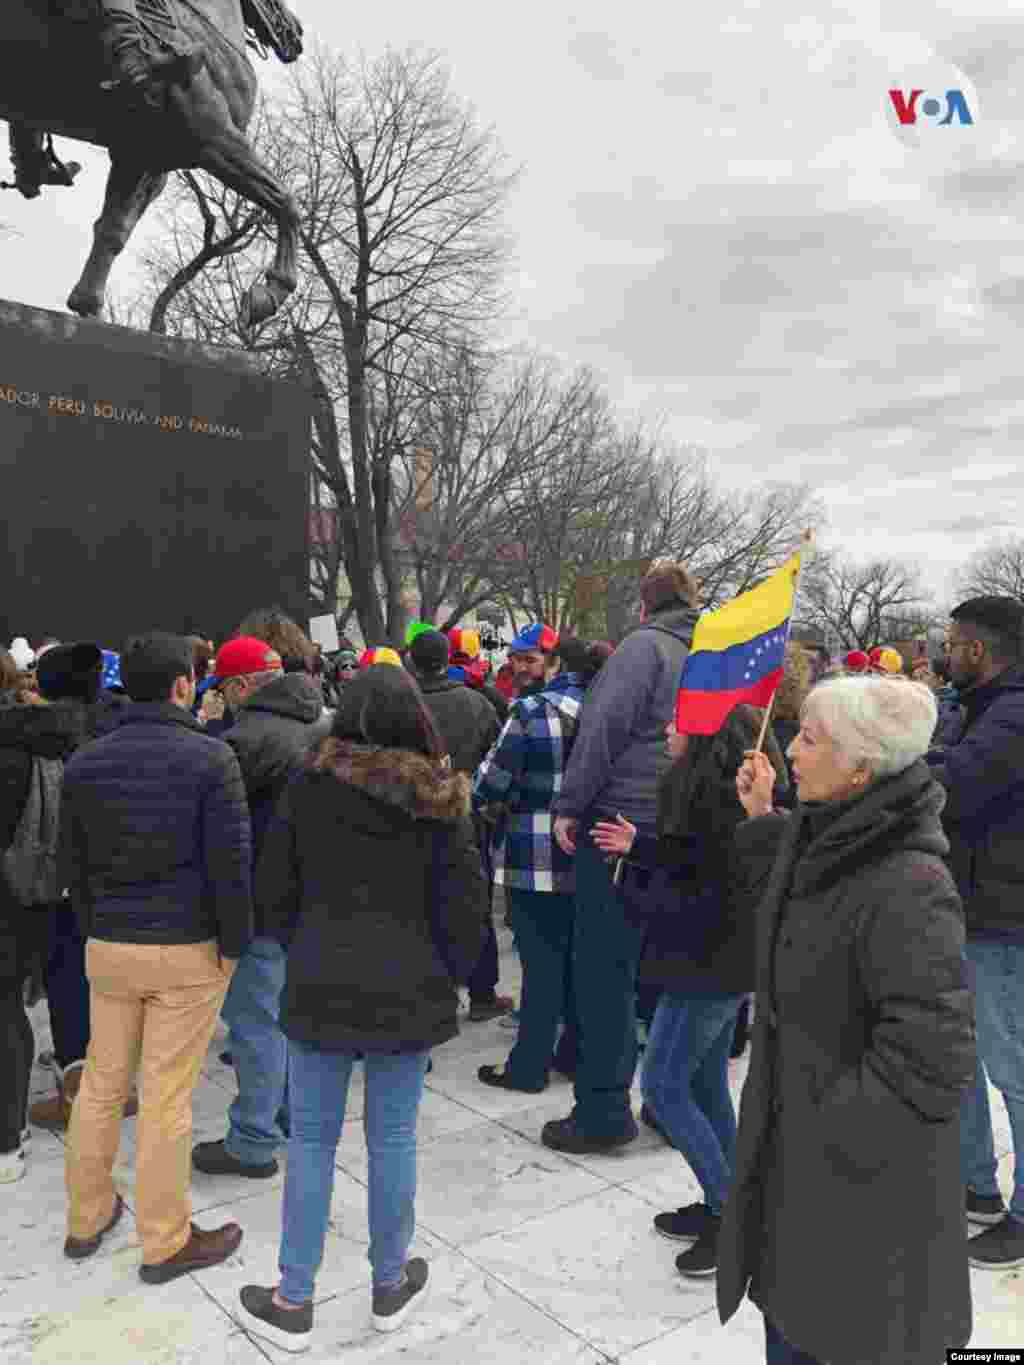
[556,636,614,684]
[330,665,445,758]
[639,561,701,615]
[120,632,195,703]
[236,606,314,671]
[951,596,1024,664]
[188,636,215,684]
[409,629,450,675]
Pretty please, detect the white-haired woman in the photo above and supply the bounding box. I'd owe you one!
[716,676,974,1365]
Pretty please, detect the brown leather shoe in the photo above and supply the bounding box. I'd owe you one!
[139,1221,243,1285]
[29,1062,139,1132]
[64,1194,125,1261]
[29,1060,83,1131]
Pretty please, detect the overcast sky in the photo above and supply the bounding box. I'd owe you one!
[6,0,1023,605]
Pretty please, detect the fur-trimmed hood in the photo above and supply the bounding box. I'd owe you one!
[310,738,470,822]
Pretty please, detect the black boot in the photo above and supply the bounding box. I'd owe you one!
[6,127,81,200]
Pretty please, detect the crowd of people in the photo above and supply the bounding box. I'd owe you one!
[0,568,1022,1363]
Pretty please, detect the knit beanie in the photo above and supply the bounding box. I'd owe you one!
[869,646,904,675]
[8,637,34,671]
[358,646,403,670]
[410,630,450,674]
[405,621,434,648]
[447,627,481,660]
[36,642,103,703]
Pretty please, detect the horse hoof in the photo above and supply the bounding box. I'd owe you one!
[67,289,101,318]
[240,282,278,329]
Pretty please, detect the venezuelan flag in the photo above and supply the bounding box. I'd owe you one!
[675,553,802,735]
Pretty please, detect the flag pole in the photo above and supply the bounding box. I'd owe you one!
[753,527,816,755]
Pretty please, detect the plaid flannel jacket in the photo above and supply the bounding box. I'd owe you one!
[471,673,585,893]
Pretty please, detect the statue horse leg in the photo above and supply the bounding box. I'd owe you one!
[193,124,299,331]
[67,157,168,318]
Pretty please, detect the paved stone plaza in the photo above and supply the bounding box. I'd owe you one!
[3,922,1022,1364]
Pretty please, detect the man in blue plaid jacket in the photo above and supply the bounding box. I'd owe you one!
[472,626,586,1093]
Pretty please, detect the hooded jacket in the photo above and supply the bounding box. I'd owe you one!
[415,672,501,775]
[0,696,84,852]
[926,663,1024,939]
[225,672,330,897]
[716,761,973,1365]
[256,741,488,1053]
[553,604,699,831]
[0,695,95,935]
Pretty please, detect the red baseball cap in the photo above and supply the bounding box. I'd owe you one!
[213,637,283,681]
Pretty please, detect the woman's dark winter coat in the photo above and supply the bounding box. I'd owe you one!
[619,705,786,995]
[0,696,85,964]
[257,740,489,1054]
[716,760,974,1365]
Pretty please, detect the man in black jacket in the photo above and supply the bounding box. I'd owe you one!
[61,633,252,1284]
[194,636,329,1179]
[409,631,500,775]
[928,595,1024,1269]
[408,630,513,1023]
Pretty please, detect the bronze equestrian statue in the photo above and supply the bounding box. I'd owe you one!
[1,0,304,329]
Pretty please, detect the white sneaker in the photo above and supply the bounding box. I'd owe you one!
[0,1147,26,1184]
[372,1259,429,1333]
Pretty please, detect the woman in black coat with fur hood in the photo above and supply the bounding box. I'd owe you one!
[238,665,488,1352]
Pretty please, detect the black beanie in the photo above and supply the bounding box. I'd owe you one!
[409,630,450,674]
[36,642,103,704]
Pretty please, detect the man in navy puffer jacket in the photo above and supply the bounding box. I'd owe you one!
[61,632,253,1286]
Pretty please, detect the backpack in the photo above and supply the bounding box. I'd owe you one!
[2,755,64,907]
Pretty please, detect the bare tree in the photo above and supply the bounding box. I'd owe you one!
[386,349,614,628]
[565,453,820,641]
[794,553,938,651]
[953,536,1024,604]
[130,45,517,645]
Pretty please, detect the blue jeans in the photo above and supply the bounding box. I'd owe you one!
[571,835,645,1135]
[279,1042,429,1303]
[764,1317,825,1364]
[222,937,288,1166]
[505,888,575,1088]
[641,991,743,1214]
[961,940,1024,1223]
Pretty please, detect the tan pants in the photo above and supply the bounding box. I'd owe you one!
[66,939,234,1265]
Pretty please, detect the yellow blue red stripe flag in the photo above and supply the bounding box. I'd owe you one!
[675,552,802,736]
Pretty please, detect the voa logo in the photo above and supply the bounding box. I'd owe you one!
[888,88,974,126]
[884,62,979,162]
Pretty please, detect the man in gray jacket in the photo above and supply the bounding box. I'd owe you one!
[547,563,700,1152]
[192,636,329,1180]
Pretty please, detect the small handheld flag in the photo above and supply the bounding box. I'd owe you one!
[675,552,802,736]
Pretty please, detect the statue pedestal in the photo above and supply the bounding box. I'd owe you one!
[0,299,311,647]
